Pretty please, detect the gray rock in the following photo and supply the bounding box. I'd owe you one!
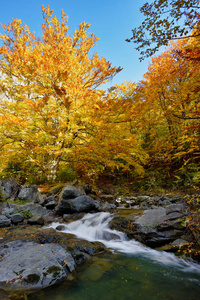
[99,202,117,211]
[60,185,85,200]
[140,201,149,209]
[167,212,183,220]
[45,200,56,210]
[137,195,150,202]
[166,203,186,214]
[10,203,50,217]
[2,208,15,218]
[134,206,188,248]
[18,185,43,203]
[135,208,167,227]
[69,196,95,213]
[171,238,189,247]
[28,215,45,225]
[11,213,24,224]
[43,196,56,206]
[162,199,172,206]
[0,240,75,294]
[0,178,19,200]
[55,185,86,215]
[0,215,11,227]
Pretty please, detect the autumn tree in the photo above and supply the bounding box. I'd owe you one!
[126,0,200,59]
[0,6,148,182]
[132,30,200,177]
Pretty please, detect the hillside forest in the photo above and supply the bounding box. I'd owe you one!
[0,5,199,195]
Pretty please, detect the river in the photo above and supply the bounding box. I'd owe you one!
[28,212,200,300]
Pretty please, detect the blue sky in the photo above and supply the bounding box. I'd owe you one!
[0,0,150,88]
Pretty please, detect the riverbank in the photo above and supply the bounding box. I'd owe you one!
[0,179,200,299]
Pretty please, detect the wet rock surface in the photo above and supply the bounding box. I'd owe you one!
[0,240,75,294]
[0,224,107,298]
[111,202,193,249]
[0,180,199,298]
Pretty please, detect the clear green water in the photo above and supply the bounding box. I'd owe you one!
[29,252,200,300]
[28,212,200,300]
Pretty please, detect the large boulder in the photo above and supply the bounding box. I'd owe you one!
[60,185,85,200]
[70,196,96,213]
[55,185,86,215]
[11,213,24,224]
[18,185,43,203]
[0,179,19,200]
[133,204,189,248]
[56,195,96,215]
[10,203,50,218]
[0,240,75,297]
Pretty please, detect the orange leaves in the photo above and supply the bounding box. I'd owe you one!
[0,6,125,181]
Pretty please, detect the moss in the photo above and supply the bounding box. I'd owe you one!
[25,274,40,284]
[43,266,62,278]
[0,187,6,202]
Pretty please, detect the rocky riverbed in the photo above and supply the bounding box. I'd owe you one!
[0,179,199,299]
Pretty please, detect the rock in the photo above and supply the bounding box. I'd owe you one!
[0,226,107,257]
[166,203,186,214]
[135,208,167,227]
[133,206,189,248]
[18,185,43,203]
[56,225,66,231]
[171,238,189,248]
[109,216,138,239]
[0,178,19,200]
[70,249,88,266]
[0,215,11,227]
[137,195,150,202]
[166,212,183,220]
[159,199,172,207]
[10,203,50,217]
[158,239,189,252]
[28,215,45,225]
[70,196,96,213]
[2,208,15,218]
[11,213,24,224]
[140,201,149,209]
[60,185,85,200]
[41,196,56,207]
[55,185,85,215]
[0,240,75,295]
[99,202,117,211]
[45,200,56,210]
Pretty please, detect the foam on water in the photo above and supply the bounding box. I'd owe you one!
[48,212,200,274]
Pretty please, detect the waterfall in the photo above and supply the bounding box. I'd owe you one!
[48,212,200,274]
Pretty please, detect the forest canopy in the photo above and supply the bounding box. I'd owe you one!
[0,5,199,191]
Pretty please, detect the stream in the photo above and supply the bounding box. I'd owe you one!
[28,212,200,300]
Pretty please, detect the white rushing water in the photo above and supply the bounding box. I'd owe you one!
[48,212,200,274]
